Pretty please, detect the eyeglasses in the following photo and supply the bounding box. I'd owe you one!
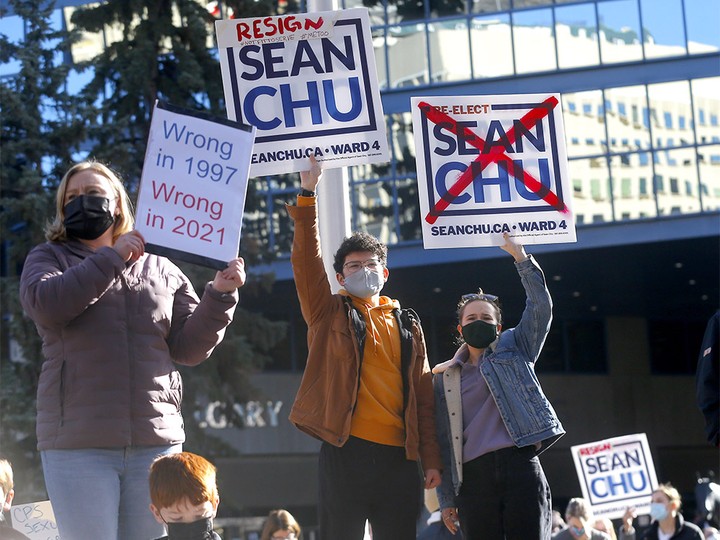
[343,258,382,274]
[461,292,498,304]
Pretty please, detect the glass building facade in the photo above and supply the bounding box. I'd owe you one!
[2,0,719,522]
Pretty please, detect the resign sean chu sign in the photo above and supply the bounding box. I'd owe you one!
[216,9,390,177]
[135,101,256,270]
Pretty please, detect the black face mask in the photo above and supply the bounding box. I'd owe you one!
[461,319,498,349]
[63,195,115,240]
[166,517,215,539]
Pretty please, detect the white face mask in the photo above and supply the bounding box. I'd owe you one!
[343,267,384,298]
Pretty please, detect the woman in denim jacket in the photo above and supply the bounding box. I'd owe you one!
[432,233,565,540]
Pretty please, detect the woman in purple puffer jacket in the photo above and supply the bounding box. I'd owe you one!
[20,160,246,540]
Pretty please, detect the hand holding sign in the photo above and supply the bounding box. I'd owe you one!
[300,156,322,192]
[212,257,246,293]
[112,230,146,263]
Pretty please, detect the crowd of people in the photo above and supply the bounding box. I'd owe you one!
[2,156,717,540]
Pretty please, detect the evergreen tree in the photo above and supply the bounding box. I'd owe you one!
[68,0,291,456]
[1,0,294,493]
[0,0,90,500]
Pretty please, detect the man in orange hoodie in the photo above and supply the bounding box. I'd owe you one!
[286,158,441,540]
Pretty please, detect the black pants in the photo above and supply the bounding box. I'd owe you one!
[318,436,422,540]
[457,446,552,540]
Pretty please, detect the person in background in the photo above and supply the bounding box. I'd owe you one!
[286,157,441,540]
[433,234,564,540]
[19,160,245,540]
[0,459,31,540]
[594,516,618,540]
[552,498,610,540]
[149,452,222,540]
[553,511,567,534]
[619,484,703,540]
[417,488,462,539]
[696,311,719,448]
[260,509,302,540]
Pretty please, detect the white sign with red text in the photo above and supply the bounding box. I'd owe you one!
[411,94,576,249]
[136,101,256,269]
[216,9,389,176]
[11,500,60,540]
[571,433,658,520]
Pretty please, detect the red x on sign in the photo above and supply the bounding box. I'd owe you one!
[417,96,569,225]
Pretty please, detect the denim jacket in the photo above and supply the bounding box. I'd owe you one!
[432,255,565,508]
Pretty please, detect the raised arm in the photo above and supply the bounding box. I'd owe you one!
[501,233,552,363]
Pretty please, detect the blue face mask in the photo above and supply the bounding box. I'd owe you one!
[650,502,669,522]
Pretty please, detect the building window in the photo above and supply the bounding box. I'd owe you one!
[537,320,607,373]
[621,178,632,198]
[654,175,665,193]
[649,319,708,374]
[664,111,673,128]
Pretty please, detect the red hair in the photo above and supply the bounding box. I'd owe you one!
[149,452,218,509]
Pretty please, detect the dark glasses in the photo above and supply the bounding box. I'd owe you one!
[460,293,499,304]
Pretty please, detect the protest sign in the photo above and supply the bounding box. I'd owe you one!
[11,500,59,540]
[216,9,389,176]
[411,94,576,249]
[571,433,658,520]
[136,101,256,270]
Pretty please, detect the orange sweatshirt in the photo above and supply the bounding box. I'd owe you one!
[346,293,405,447]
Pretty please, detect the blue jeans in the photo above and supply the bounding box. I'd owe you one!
[457,445,552,540]
[41,445,181,540]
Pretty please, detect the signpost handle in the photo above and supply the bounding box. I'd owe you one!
[308,0,351,293]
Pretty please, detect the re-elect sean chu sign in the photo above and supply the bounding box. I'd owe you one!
[411,94,577,249]
[215,8,390,176]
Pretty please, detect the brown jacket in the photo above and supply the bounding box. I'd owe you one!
[20,240,238,450]
[286,203,442,470]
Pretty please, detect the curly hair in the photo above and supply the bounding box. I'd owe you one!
[333,231,388,274]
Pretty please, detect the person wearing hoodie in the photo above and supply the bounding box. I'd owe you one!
[432,234,564,540]
[619,484,703,540]
[286,157,441,540]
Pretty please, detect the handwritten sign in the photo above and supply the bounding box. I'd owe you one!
[411,94,576,249]
[136,101,256,269]
[571,433,658,520]
[216,9,389,176]
[11,500,60,540]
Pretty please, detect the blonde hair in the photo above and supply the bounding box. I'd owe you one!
[565,497,593,521]
[45,160,134,243]
[0,459,14,494]
[260,509,301,540]
[654,483,682,508]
